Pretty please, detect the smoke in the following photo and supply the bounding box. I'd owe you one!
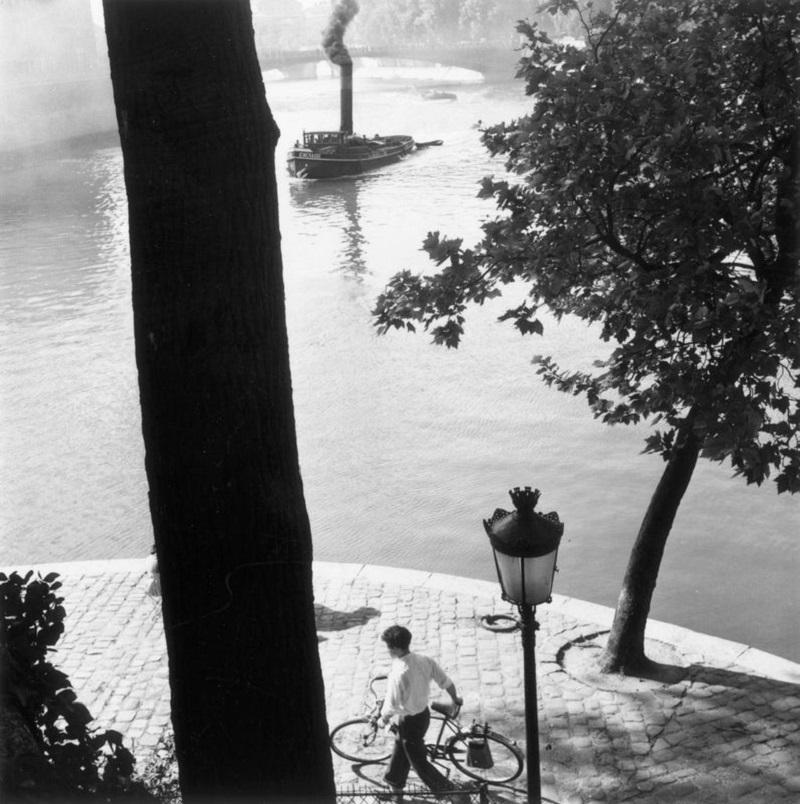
[321,0,360,66]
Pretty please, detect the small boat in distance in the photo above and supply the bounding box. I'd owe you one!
[287,131,416,180]
[420,89,458,101]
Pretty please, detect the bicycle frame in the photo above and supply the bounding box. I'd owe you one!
[426,703,492,763]
[426,708,462,762]
[330,676,524,787]
[366,675,491,760]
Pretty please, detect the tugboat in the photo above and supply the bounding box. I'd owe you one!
[287,131,415,180]
[287,60,421,180]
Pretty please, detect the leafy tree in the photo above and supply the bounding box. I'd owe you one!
[102,0,335,799]
[351,0,608,46]
[1,571,151,802]
[374,0,800,674]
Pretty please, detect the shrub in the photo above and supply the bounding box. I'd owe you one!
[0,570,156,801]
[138,732,180,804]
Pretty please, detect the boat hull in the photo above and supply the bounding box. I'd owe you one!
[287,135,415,179]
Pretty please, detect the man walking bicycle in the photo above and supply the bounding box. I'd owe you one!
[377,625,470,803]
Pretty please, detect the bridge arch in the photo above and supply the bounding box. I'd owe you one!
[257,44,519,80]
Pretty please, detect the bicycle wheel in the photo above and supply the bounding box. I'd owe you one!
[329,718,394,763]
[446,730,524,784]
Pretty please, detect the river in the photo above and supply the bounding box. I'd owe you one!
[1,65,798,662]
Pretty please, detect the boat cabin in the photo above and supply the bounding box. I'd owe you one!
[296,131,386,151]
[302,131,346,148]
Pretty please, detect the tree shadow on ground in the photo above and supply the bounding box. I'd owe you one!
[315,604,380,642]
[555,636,800,802]
[633,658,800,690]
[617,664,800,801]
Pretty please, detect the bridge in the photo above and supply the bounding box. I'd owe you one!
[256,44,521,80]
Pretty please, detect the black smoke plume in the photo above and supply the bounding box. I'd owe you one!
[322,0,359,66]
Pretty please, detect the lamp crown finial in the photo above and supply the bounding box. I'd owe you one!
[509,486,540,516]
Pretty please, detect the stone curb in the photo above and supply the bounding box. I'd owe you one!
[313,561,800,683]
[6,557,799,683]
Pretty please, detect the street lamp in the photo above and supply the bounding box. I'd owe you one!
[483,486,564,804]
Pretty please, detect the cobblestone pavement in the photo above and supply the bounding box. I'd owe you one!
[6,559,800,803]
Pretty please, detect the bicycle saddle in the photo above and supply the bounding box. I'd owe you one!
[430,701,456,716]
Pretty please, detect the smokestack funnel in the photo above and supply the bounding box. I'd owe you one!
[340,63,353,134]
[322,0,358,135]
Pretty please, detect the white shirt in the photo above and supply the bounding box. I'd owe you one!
[381,652,452,719]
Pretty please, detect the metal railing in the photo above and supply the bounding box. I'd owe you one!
[335,781,490,802]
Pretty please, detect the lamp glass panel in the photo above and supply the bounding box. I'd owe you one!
[494,549,558,606]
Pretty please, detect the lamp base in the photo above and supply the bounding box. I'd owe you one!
[479,613,521,633]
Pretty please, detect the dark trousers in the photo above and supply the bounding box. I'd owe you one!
[384,708,450,793]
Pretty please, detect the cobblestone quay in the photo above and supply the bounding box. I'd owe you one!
[7,559,800,803]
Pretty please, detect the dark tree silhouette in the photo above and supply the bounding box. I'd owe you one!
[102,1,335,800]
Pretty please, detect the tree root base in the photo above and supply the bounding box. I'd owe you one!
[558,632,688,691]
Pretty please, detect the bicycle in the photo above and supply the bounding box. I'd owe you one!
[329,675,525,786]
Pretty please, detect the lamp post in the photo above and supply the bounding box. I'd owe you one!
[483,487,564,804]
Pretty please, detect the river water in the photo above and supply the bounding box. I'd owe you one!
[1,67,798,661]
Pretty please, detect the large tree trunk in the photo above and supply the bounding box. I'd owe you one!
[102,2,335,801]
[600,416,701,675]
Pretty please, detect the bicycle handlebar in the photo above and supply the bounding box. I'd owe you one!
[369,675,388,697]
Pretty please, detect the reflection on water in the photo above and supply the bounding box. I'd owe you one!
[1,77,798,662]
[288,177,368,280]
[0,138,144,562]
[0,148,128,363]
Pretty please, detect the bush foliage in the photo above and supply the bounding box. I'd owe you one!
[0,570,156,802]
